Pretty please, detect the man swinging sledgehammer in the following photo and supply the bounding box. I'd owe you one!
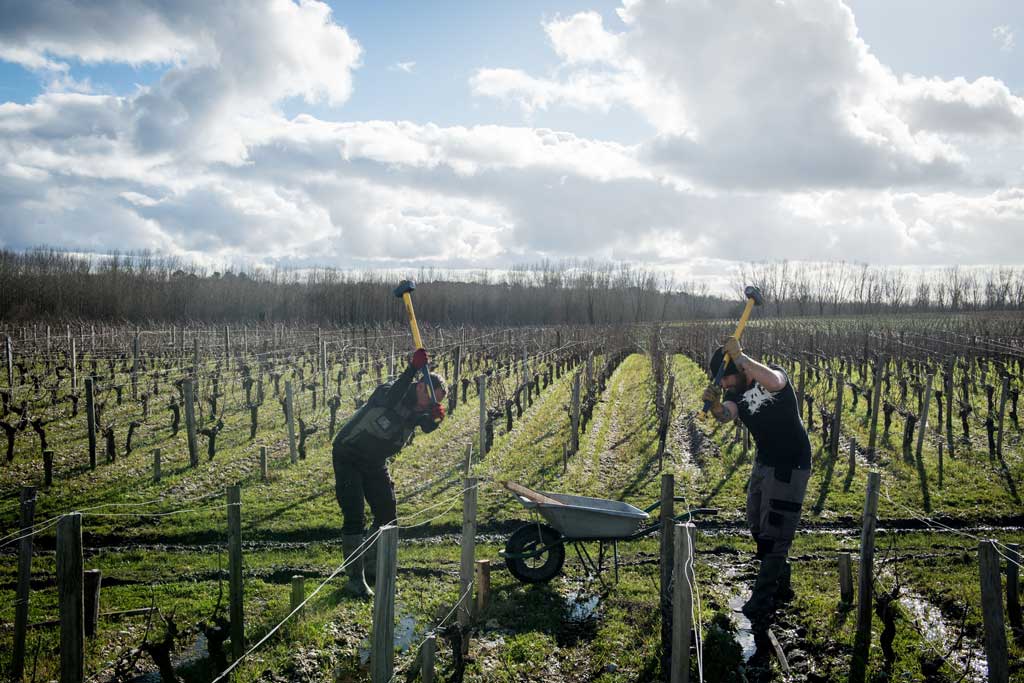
[331,281,447,598]
[702,288,811,628]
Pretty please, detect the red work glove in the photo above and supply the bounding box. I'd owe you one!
[431,403,446,422]
[411,348,429,369]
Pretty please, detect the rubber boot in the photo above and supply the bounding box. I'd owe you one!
[363,532,378,584]
[341,534,373,598]
[742,556,787,625]
[775,559,794,603]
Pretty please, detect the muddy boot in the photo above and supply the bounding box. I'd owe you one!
[775,559,794,603]
[742,556,787,624]
[341,534,373,598]
[363,532,378,584]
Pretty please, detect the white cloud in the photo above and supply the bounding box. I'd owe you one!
[993,25,1015,53]
[0,0,1021,282]
[390,61,416,73]
[474,0,1024,191]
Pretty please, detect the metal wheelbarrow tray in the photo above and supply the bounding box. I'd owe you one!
[513,490,650,539]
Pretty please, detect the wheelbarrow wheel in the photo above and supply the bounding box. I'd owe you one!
[505,523,565,584]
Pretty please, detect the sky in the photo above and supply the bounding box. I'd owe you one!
[0,0,1022,293]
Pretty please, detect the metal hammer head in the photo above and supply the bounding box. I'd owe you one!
[393,280,416,298]
[744,285,765,306]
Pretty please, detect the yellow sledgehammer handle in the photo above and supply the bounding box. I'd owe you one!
[402,292,424,350]
[725,297,757,364]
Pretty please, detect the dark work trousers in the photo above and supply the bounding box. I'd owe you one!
[746,462,811,559]
[332,444,398,536]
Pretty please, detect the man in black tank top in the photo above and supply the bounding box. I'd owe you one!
[703,337,812,627]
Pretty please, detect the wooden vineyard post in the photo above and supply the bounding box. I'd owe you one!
[84,570,101,638]
[71,338,77,393]
[671,522,696,683]
[996,375,1009,457]
[85,377,97,470]
[477,375,487,456]
[131,328,139,400]
[867,358,884,457]
[4,335,13,399]
[797,353,806,422]
[290,576,305,616]
[12,486,36,680]
[658,374,675,467]
[850,471,880,683]
[153,448,161,482]
[321,340,329,398]
[660,474,675,675]
[978,540,1009,683]
[421,634,436,683]
[838,552,854,604]
[183,379,199,467]
[475,559,491,614]
[463,442,473,477]
[449,345,461,414]
[371,525,399,683]
[944,360,955,459]
[57,512,84,683]
[44,450,53,487]
[285,381,298,464]
[830,375,844,461]
[847,438,857,479]
[458,478,478,651]
[227,485,244,659]
[914,374,934,464]
[1007,543,1022,631]
[224,325,230,369]
[570,373,581,455]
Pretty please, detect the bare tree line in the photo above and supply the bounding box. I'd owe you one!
[732,260,1024,317]
[2,249,1021,324]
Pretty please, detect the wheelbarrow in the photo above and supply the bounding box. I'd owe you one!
[499,482,717,584]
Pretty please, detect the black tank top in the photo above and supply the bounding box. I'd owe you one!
[725,364,811,468]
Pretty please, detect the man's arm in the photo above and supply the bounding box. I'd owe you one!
[384,349,430,407]
[712,399,739,423]
[725,338,786,392]
[703,385,738,423]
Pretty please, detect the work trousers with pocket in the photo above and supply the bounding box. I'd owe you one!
[332,444,398,536]
[746,461,811,560]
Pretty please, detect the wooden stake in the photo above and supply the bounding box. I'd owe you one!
[83,570,101,638]
[371,525,399,683]
[996,376,1010,457]
[458,478,478,649]
[290,576,305,616]
[475,560,491,614]
[285,381,297,464]
[43,450,53,487]
[477,375,487,456]
[838,552,854,604]
[421,634,436,683]
[867,358,884,457]
[227,486,244,659]
[660,474,675,674]
[1006,543,1021,631]
[57,512,84,683]
[670,522,696,683]
[914,373,934,464]
[979,540,1009,683]
[850,471,880,683]
[570,373,581,455]
[12,486,36,680]
[85,377,96,470]
[183,379,199,468]
[259,446,268,482]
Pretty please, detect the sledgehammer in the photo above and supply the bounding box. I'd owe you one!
[393,280,438,403]
[702,285,765,413]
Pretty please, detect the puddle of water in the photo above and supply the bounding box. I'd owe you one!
[564,590,600,621]
[358,611,420,665]
[899,594,988,683]
[727,590,757,661]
